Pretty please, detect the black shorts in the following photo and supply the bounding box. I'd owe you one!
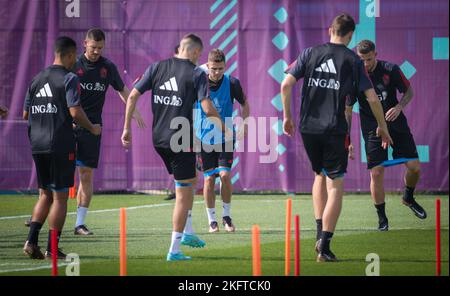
[75,126,102,168]
[197,142,234,172]
[32,152,76,191]
[155,147,196,181]
[364,129,418,169]
[301,133,349,179]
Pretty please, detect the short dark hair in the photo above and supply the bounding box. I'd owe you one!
[208,48,226,63]
[330,13,356,37]
[86,28,106,41]
[357,40,376,54]
[181,33,203,50]
[54,36,77,58]
[174,44,180,55]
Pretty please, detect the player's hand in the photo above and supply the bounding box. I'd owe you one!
[91,124,102,136]
[132,110,146,129]
[283,117,295,137]
[348,142,355,160]
[385,104,402,122]
[376,126,393,150]
[0,106,8,119]
[121,128,132,148]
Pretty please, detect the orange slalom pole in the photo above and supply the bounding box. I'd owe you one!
[120,208,127,276]
[285,198,292,276]
[252,225,261,276]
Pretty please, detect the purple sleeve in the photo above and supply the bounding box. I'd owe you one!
[23,86,31,112]
[230,76,245,105]
[285,47,312,80]
[357,59,373,93]
[64,73,81,108]
[194,68,209,102]
[109,63,125,91]
[391,65,411,94]
[134,63,157,94]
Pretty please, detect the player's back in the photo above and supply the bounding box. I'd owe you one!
[26,65,77,154]
[298,42,363,135]
[149,57,206,148]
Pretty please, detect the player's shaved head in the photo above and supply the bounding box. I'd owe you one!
[180,33,203,52]
[86,28,106,41]
[357,40,376,54]
[54,36,77,58]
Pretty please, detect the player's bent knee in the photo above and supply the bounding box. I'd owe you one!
[220,173,231,184]
[406,160,421,174]
[370,166,384,178]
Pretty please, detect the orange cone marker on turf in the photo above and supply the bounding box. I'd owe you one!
[69,174,76,199]
[285,198,292,276]
[120,208,127,276]
[252,225,261,276]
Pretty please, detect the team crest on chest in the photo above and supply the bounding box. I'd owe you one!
[100,67,108,79]
[76,68,84,76]
[382,74,390,86]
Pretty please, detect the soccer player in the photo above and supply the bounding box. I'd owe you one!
[346,40,426,231]
[121,34,231,261]
[0,105,8,118]
[281,14,392,262]
[22,36,101,259]
[194,48,249,233]
[73,28,145,236]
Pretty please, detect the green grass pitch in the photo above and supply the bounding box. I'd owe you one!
[0,194,447,276]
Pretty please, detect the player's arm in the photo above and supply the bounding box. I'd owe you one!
[345,105,354,160]
[65,73,101,135]
[121,88,141,148]
[23,86,31,120]
[356,60,392,148]
[232,78,249,139]
[281,74,297,137]
[385,86,413,122]
[70,106,101,135]
[365,88,393,148]
[238,95,250,139]
[200,98,232,140]
[281,49,309,137]
[117,85,146,128]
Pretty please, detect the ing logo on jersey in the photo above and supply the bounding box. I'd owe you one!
[153,95,183,107]
[31,103,58,114]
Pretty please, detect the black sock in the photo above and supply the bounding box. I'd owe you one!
[403,186,415,202]
[27,222,43,245]
[319,231,334,253]
[374,203,387,220]
[315,219,323,241]
[47,230,62,252]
